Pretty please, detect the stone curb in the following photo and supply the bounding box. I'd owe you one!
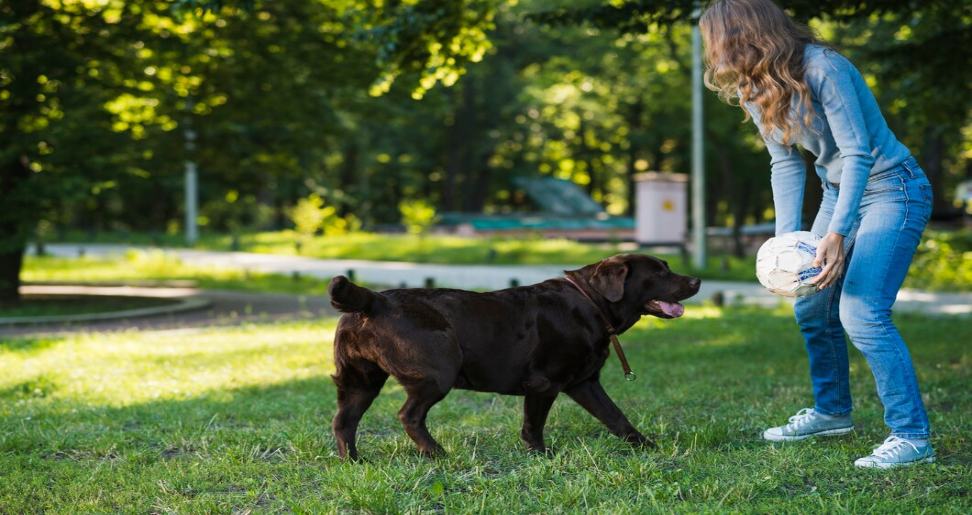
[0,287,212,326]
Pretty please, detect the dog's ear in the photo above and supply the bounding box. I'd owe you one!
[590,257,629,302]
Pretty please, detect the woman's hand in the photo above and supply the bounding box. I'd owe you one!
[810,232,845,290]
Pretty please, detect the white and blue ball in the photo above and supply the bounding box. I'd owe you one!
[755,231,823,298]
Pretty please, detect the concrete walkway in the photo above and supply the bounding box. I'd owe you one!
[35,243,972,316]
[0,286,337,337]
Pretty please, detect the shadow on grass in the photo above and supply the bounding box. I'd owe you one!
[0,336,61,353]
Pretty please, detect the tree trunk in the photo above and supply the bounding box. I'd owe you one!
[920,128,949,218]
[625,98,645,216]
[443,82,475,211]
[0,158,31,304]
[338,140,359,218]
[0,248,24,305]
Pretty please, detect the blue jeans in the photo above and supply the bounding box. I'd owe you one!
[793,156,933,439]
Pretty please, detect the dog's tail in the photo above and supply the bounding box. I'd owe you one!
[329,275,383,314]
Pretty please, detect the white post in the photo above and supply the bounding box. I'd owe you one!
[184,120,198,245]
[691,7,706,270]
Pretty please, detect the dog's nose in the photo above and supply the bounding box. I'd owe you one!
[688,277,701,290]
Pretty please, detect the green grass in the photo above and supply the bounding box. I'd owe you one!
[0,295,175,318]
[1,306,969,512]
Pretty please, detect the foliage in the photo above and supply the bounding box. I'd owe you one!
[0,0,503,300]
[399,199,439,235]
[0,308,969,511]
[531,0,972,218]
[2,0,969,302]
[908,229,972,292]
[289,194,359,238]
[289,194,331,237]
[200,190,274,233]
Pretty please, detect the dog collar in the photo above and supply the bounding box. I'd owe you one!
[563,275,636,382]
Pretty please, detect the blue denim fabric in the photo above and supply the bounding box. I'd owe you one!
[793,157,933,438]
[746,45,913,237]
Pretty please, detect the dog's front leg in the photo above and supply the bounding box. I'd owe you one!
[521,393,557,453]
[565,378,655,448]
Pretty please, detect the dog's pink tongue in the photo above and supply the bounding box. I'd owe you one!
[658,301,684,318]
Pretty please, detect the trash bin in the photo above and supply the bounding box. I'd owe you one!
[634,172,688,244]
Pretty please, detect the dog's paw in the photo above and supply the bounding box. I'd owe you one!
[525,444,556,457]
[539,447,557,458]
[418,445,447,459]
[625,432,657,450]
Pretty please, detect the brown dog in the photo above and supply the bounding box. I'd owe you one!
[328,254,701,459]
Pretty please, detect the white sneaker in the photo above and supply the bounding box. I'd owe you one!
[763,408,854,442]
[854,436,935,469]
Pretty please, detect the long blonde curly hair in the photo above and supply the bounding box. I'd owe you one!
[700,0,820,145]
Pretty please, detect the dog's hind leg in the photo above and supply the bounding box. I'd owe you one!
[398,379,450,457]
[565,378,655,448]
[521,393,557,453]
[332,360,388,460]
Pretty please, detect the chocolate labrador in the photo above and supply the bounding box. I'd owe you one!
[328,253,700,459]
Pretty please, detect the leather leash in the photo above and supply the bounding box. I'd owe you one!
[563,275,636,381]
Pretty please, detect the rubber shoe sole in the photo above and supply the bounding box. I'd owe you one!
[762,425,855,442]
[854,455,935,469]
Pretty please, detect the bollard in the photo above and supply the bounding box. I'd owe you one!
[346,269,356,282]
[78,247,86,258]
[509,278,520,288]
[424,277,435,288]
[292,271,301,282]
[711,290,725,307]
[399,282,408,289]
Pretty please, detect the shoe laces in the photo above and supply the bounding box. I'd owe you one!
[871,436,919,460]
[785,408,816,431]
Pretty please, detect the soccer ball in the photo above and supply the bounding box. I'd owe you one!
[755,231,823,298]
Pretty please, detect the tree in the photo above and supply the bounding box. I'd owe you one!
[530,0,972,218]
[0,0,501,303]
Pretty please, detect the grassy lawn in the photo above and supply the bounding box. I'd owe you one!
[2,307,969,512]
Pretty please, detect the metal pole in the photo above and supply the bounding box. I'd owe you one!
[691,7,706,270]
[184,114,198,245]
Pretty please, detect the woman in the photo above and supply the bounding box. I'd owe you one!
[700,0,935,468]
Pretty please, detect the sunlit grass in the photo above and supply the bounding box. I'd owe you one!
[1,307,969,511]
[244,230,637,265]
[1,322,336,409]
[53,229,761,281]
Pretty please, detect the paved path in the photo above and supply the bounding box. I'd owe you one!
[1,286,337,338]
[34,243,972,316]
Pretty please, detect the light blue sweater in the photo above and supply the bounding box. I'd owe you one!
[746,44,913,236]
